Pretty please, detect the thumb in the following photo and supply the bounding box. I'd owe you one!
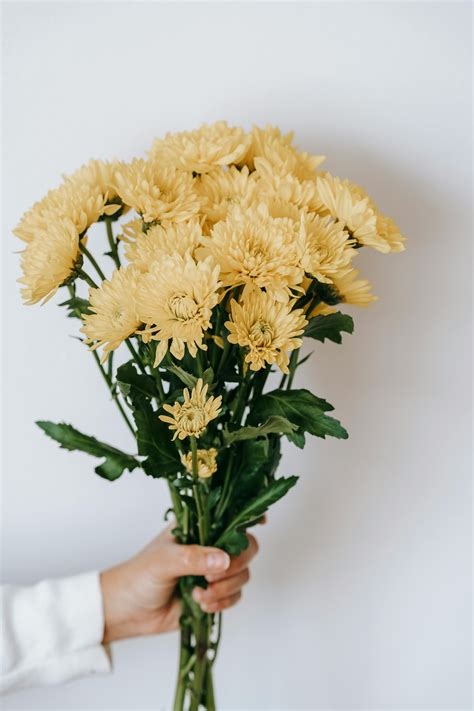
[161,541,231,580]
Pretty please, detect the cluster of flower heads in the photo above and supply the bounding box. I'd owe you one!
[15,121,405,376]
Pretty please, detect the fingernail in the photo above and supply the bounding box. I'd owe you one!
[192,588,203,602]
[206,551,230,571]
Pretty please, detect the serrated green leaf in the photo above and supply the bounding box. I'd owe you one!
[217,529,250,556]
[36,421,139,481]
[287,428,306,448]
[304,311,354,344]
[133,403,181,477]
[165,363,214,390]
[215,475,298,553]
[58,296,92,319]
[248,388,348,440]
[116,361,158,400]
[222,415,297,445]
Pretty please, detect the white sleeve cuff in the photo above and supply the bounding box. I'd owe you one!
[1,571,112,694]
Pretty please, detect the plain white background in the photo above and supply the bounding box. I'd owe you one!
[1,2,472,709]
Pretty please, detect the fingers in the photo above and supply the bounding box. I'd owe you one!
[196,590,242,614]
[193,568,250,611]
[205,533,259,583]
[160,542,230,580]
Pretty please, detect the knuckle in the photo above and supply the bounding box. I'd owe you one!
[247,533,259,555]
[181,545,199,570]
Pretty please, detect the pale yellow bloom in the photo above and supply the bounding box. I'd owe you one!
[199,203,305,302]
[114,159,201,224]
[180,447,218,478]
[18,219,80,304]
[80,266,142,361]
[241,124,325,180]
[160,379,222,440]
[225,290,307,373]
[315,174,383,251]
[122,219,202,271]
[150,121,251,174]
[14,180,118,244]
[331,268,377,306]
[342,180,406,253]
[255,158,320,212]
[196,165,259,226]
[301,213,356,283]
[65,159,123,214]
[137,253,221,365]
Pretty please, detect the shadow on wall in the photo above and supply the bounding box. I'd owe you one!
[255,125,451,588]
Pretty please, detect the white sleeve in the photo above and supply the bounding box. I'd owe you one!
[0,571,112,695]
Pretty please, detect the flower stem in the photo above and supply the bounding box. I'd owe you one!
[78,269,98,290]
[91,350,135,435]
[191,437,206,545]
[80,243,106,281]
[286,348,300,390]
[105,218,121,268]
[125,339,147,376]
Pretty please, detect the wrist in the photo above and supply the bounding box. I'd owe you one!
[100,563,146,644]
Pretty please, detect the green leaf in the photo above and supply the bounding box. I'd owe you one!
[165,364,197,389]
[216,476,298,554]
[116,361,158,400]
[226,439,268,515]
[36,421,139,481]
[222,415,297,445]
[248,388,348,440]
[58,296,92,319]
[216,529,249,556]
[287,428,306,448]
[304,311,354,344]
[165,363,214,390]
[133,402,181,478]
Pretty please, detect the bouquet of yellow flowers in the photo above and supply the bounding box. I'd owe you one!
[14,122,404,709]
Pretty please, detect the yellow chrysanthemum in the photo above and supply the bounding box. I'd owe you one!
[114,159,201,224]
[159,379,222,440]
[80,266,142,361]
[315,174,384,251]
[150,121,252,174]
[180,447,218,478]
[65,159,123,213]
[255,158,320,212]
[341,180,406,253]
[331,268,377,306]
[241,124,325,180]
[122,219,202,271]
[225,290,307,373]
[137,253,221,366]
[14,180,117,244]
[196,165,259,227]
[301,213,356,283]
[199,203,305,302]
[18,219,80,305]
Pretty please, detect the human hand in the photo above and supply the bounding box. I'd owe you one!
[100,525,259,644]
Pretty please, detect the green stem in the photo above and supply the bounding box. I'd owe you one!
[173,623,192,711]
[80,243,106,281]
[214,451,234,520]
[125,339,147,376]
[232,369,251,425]
[286,348,300,390]
[191,437,206,545]
[78,269,98,290]
[91,351,135,435]
[105,218,121,268]
[196,350,204,377]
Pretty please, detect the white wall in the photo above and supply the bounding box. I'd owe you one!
[1,2,472,709]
